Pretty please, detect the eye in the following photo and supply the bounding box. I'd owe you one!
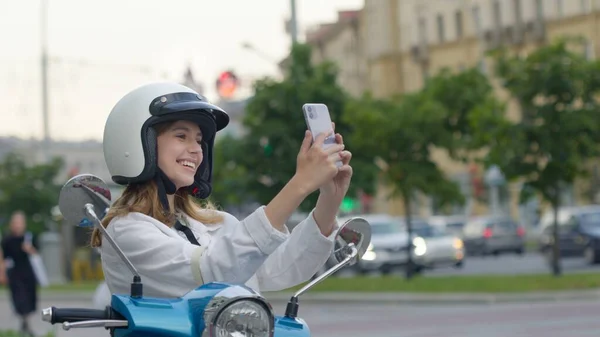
[176,134,186,140]
[196,139,203,145]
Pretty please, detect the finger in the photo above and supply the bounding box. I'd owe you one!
[338,164,353,175]
[341,150,352,165]
[313,130,332,147]
[300,130,312,153]
[328,152,343,163]
[332,122,335,132]
[324,143,345,155]
[335,133,343,145]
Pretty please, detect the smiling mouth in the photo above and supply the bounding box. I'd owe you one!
[177,160,197,171]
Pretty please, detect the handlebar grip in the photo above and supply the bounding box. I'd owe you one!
[43,306,124,324]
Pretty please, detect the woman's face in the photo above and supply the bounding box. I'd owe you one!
[9,212,26,235]
[156,120,204,190]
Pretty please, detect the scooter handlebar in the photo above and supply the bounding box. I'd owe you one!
[42,306,124,324]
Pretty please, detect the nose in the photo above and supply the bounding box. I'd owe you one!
[189,140,203,154]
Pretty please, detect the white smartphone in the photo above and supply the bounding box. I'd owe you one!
[302,103,342,167]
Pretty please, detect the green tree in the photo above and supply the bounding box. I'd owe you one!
[483,38,600,276]
[210,134,253,209]
[344,91,465,278]
[0,153,64,234]
[238,44,378,211]
[422,67,507,160]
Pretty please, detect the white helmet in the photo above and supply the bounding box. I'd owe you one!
[103,82,229,199]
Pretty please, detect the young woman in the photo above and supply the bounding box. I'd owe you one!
[93,82,353,298]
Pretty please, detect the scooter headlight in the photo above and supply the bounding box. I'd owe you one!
[203,285,274,337]
[212,299,272,337]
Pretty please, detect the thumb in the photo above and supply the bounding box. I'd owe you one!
[300,130,312,153]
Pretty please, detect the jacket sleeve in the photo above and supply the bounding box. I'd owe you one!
[109,207,288,294]
[254,210,337,292]
[199,206,289,285]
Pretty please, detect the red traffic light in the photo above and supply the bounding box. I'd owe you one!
[216,71,239,99]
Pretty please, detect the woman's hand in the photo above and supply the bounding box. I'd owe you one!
[319,132,353,202]
[264,130,344,233]
[22,242,36,255]
[313,124,353,236]
[294,130,345,195]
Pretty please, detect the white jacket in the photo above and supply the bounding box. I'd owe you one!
[100,206,336,298]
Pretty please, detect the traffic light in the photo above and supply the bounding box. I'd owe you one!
[340,197,359,213]
[263,143,273,156]
[216,70,239,99]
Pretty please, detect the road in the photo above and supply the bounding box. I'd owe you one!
[1,297,599,337]
[334,252,600,277]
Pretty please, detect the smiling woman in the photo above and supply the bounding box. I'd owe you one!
[91,81,352,301]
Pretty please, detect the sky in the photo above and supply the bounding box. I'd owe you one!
[0,0,363,141]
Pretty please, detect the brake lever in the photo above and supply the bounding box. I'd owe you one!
[62,319,128,331]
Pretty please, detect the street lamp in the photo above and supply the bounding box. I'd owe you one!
[484,165,506,216]
[241,42,280,66]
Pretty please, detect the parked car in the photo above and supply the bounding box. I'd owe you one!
[410,223,465,271]
[351,214,411,274]
[538,206,600,265]
[462,216,526,256]
[428,215,467,237]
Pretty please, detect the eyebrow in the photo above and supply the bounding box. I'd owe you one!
[172,126,202,137]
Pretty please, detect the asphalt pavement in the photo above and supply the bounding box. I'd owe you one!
[2,252,600,336]
[2,297,599,337]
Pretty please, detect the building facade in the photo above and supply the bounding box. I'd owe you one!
[299,0,600,221]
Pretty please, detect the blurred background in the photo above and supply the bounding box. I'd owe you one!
[2,0,600,336]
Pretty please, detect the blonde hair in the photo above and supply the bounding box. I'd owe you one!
[90,121,223,247]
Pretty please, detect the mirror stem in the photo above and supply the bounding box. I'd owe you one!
[284,244,358,318]
[85,203,143,298]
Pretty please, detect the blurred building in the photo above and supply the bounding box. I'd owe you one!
[292,0,600,221]
[361,0,599,219]
[364,0,599,98]
[303,10,368,97]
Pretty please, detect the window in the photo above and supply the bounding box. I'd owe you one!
[418,17,428,44]
[581,0,591,13]
[514,0,523,24]
[580,212,600,230]
[455,10,463,38]
[556,0,563,17]
[472,6,482,36]
[371,222,402,235]
[493,0,502,29]
[535,0,544,20]
[437,14,445,42]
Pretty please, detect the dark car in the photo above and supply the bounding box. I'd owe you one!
[538,209,600,265]
[461,216,526,256]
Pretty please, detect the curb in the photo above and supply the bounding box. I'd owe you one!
[2,289,600,305]
[263,289,600,305]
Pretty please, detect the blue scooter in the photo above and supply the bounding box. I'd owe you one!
[42,174,372,337]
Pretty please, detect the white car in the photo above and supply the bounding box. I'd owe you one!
[410,224,465,271]
[338,214,412,274]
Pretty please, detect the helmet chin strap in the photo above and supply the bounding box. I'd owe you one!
[155,168,177,215]
[154,168,201,246]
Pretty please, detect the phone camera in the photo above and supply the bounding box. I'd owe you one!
[309,112,316,119]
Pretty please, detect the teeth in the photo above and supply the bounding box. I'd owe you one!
[179,160,196,169]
